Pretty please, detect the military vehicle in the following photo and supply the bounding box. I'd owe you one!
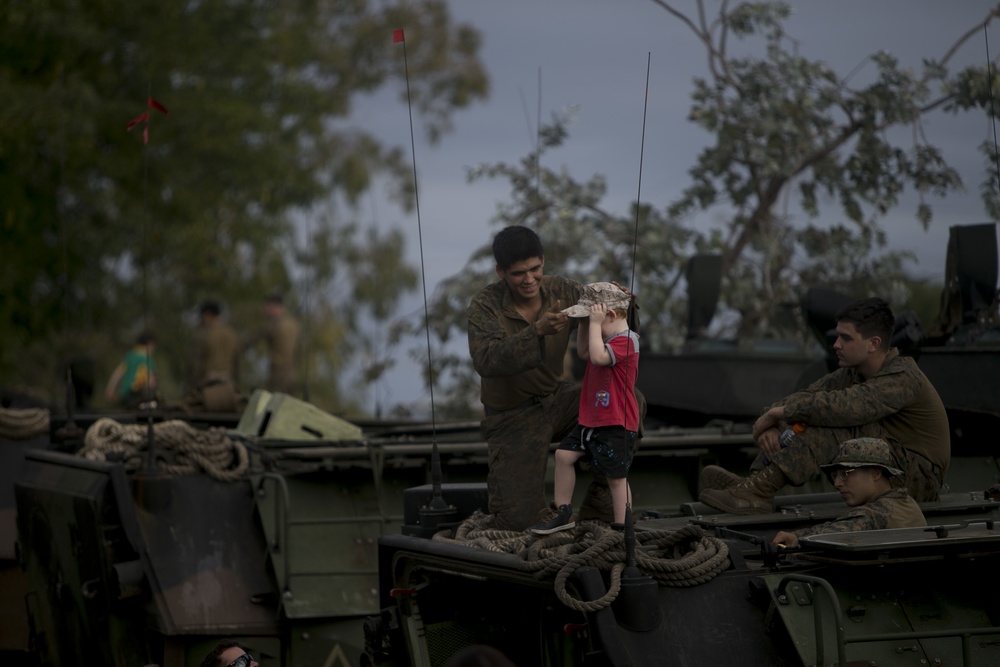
[7,223,999,666]
[7,389,766,666]
[359,223,1000,666]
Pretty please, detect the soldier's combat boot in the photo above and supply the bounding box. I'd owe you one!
[698,465,787,515]
[699,464,745,490]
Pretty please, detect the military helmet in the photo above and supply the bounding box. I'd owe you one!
[819,437,904,477]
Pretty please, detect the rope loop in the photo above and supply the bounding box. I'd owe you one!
[78,417,249,481]
[433,511,730,611]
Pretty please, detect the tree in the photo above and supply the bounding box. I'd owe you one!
[415,1,1000,418]
[0,0,487,411]
[653,0,1000,335]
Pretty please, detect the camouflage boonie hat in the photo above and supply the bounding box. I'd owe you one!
[563,282,631,318]
[820,437,903,477]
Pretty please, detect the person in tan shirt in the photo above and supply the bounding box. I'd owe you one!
[243,293,301,395]
[191,300,241,388]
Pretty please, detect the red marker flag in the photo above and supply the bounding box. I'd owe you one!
[126,97,169,144]
[393,28,405,43]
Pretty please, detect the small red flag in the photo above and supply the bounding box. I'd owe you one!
[126,112,149,132]
[393,28,404,43]
[147,97,169,114]
[126,97,169,145]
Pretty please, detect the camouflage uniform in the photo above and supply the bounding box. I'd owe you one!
[768,349,950,501]
[468,275,585,531]
[795,437,927,537]
[795,487,926,539]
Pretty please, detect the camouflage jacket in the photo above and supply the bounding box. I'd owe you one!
[466,275,581,411]
[776,349,950,471]
[796,487,927,539]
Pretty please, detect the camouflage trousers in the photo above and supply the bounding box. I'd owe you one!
[903,449,945,502]
[760,423,942,502]
[481,383,582,531]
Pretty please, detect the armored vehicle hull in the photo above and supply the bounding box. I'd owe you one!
[364,485,1000,667]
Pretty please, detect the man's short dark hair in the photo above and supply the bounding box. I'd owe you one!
[199,640,244,667]
[136,330,156,346]
[836,297,894,349]
[265,292,284,306]
[492,226,544,270]
[199,300,222,317]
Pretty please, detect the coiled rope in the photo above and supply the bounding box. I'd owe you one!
[78,417,249,481]
[432,511,730,612]
[0,407,51,440]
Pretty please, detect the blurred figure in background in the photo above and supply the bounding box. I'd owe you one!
[104,330,157,408]
[243,293,301,395]
[187,300,244,412]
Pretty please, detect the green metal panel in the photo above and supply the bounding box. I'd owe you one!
[235,390,362,442]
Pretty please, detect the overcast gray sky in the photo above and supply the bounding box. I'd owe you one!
[348,0,1000,414]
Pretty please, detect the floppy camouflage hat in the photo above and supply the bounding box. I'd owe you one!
[562,282,631,318]
[819,437,904,477]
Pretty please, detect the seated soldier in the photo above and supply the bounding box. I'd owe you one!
[772,437,927,548]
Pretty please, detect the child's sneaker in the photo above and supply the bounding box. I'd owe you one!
[530,504,575,535]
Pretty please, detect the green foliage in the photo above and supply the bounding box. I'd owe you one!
[662,0,998,335]
[0,0,487,412]
[418,1,999,415]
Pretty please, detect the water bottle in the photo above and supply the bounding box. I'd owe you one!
[763,423,805,465]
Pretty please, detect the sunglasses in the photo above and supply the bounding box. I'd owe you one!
[228,655,254,667]
[829,468,859,483]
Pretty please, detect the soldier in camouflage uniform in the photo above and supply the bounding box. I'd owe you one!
[701,297,950,514]
[468,226,641,531]
[772,437,927,548]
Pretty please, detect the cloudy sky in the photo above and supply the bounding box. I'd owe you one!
[349,0,1000,413]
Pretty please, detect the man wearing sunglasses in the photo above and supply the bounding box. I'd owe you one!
[199,640,259,667]
[772,437,926,548]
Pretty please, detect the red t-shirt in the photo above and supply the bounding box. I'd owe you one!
[578,330,640,431]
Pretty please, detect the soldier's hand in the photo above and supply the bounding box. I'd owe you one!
[534,300,568,336]
[757,427,782,459]
[752,405,783,439]
[772,531,799,548]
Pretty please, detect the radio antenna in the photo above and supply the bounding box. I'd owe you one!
[393,28,455,522]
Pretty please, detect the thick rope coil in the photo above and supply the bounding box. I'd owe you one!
[0,407,50,440]
[432,511,730,612]
[78,417,249,481]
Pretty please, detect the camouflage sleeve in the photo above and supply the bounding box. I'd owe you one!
[780,361,921,427]
[795,500,889,538]
[466,293,545,378]
[767,368,853,411]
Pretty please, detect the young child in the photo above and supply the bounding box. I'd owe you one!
[531,282,640,534]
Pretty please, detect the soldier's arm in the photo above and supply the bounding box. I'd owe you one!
[796,504,885,539]
[780,366,920,428]
[466,302,546,378]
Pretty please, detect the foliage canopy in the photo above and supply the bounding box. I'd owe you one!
[0,0,488,412]
[419,0,1000,417]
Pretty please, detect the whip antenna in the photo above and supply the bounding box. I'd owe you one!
[621,53,651,536]
[394,28,453,519]
[125,87,168,472]
[612,54,659,628]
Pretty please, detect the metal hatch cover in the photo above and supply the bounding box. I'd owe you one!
[800,521,1000,551]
